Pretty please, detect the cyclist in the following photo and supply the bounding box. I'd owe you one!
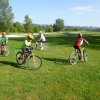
[0,32,8,55]
[21,34,34,60]
[74,33,89,61]
[35,31,46,50]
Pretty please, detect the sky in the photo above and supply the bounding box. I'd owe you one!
[10,0,100,27]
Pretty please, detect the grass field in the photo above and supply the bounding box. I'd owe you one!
[0,33,100,100]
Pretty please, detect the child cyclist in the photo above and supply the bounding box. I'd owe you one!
[0,32,8,55]
[74,33,89,61]
[21,34,34,60]
[36,31,46,50]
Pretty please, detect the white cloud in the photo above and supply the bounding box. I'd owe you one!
[71,6,94,14]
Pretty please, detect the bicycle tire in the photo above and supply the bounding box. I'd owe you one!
[16,52,23,65]
[27,55,42,70]
[69,51,79,65]
[4,48,9,56]
[33,43,38,49]
[43,44,48,50]
[83,49,88,62]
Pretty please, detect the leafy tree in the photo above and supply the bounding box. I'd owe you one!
[53,18,64,32]
[8,23,16,32]
[34,25,41,33]
[41,25,46,32]
[45,25,53,32]
[24,15,34,33]
[13,22,25,32]
[0,0,14,32]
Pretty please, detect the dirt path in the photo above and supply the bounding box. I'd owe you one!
[0,34,28,38]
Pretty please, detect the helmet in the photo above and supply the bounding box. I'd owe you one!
[39,31,42,34]
[27,34,34,39]
[78,33,82,37]
[2,32,6,36]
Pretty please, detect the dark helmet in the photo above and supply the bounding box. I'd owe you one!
[78,33,82,37]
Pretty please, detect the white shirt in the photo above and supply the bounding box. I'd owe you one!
[40,34,46,41]
[80,39,83,46]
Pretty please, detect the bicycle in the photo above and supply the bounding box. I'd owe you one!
[0,45,9,56]
[33,41,48,50]
[16,47,42,70]
[33,41,39,49]
[69,47,88,65]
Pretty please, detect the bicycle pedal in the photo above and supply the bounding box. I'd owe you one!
[23,60,26,64]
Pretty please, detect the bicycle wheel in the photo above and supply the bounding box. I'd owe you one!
[69,51,79,65]
[4,48,9,56]
[27,55,42,70]
[83,50,88,62]
[43,43,48,50]
[16,52,23,65]
[33,42,38,49]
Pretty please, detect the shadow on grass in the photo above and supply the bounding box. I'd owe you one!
[0,61,18,68]
[0,61,38,71]
[9,37,25,41]
[42,57,70,65]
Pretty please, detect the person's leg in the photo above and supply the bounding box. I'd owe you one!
[74,45,78,52]
[0,45,1,54]
[78,47,83,61]
[74,45,83,61]
[40,40,43,50]
[3,45,7,51]
[1,45,4,54]
[22,48,26,60]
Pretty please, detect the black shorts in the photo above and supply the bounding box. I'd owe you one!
[74,45,82,53]
[40,39,45,43]
[22,48,28,53]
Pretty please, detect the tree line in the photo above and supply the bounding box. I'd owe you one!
[0,0,100,33]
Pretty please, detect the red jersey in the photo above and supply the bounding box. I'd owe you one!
[74,37,83,46]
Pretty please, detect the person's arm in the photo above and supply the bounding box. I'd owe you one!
[0,38,1,45]
[6,37,8,44]
[25,40,30,46]
[83,38,89,45]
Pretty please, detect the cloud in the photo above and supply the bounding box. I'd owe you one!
[71,6,94,14]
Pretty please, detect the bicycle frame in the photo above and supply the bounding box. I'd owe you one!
[69,47,88,65]
[16,46,42,70]
[33,41,47,50]
[22,48,34,63]
[0,44,9,56]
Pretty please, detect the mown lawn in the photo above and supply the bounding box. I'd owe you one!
[0,33,100,100]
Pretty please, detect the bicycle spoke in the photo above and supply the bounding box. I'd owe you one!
[83,50,88,62]
[4,50,9,56]
[16,52,23,65]
[27,55,42,70]
[69,52,79,65]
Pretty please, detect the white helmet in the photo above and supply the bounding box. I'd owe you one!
[39,31,42,34]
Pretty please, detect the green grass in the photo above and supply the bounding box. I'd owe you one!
[0,33,100,100]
